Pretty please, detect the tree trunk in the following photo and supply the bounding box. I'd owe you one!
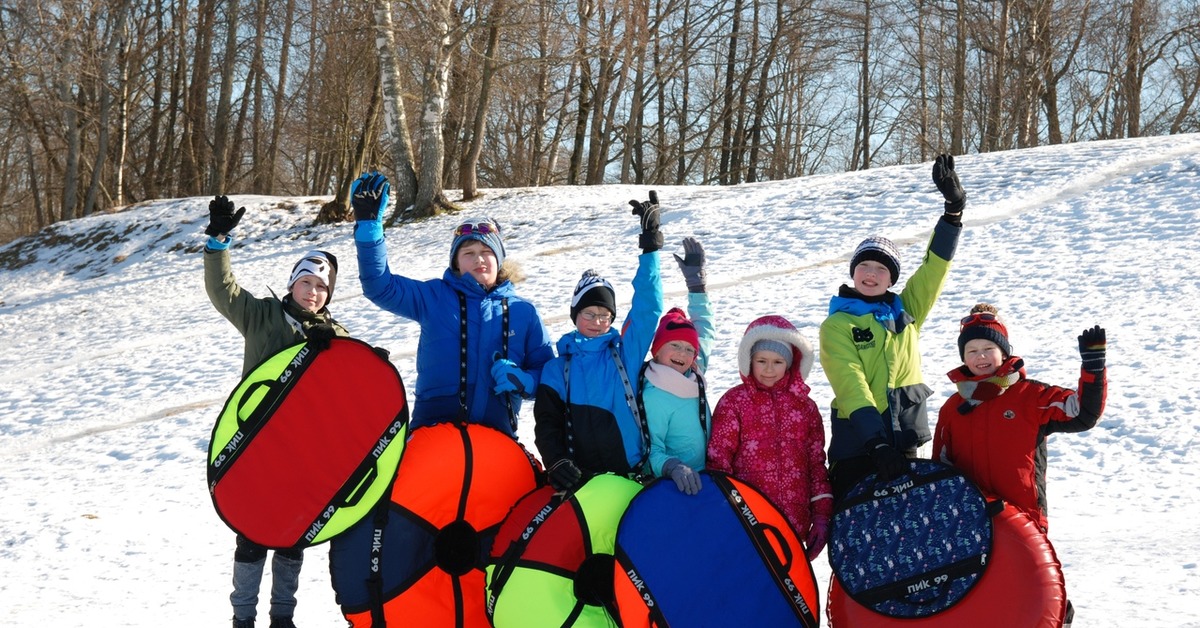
[209,0,239,194]
[372,0,418,218]
[415,0,455,216]
[460,1,505,200]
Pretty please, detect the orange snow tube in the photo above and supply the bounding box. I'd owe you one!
[329,422,541,628]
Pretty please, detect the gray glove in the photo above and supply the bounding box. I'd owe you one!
[662,458,702,495]
[673,237,707,293]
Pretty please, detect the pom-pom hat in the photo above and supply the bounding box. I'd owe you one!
[570,270,617,323]
[958,305,1012,360]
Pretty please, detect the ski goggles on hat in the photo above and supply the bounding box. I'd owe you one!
[454,221,499,236]
[960,312,998,328]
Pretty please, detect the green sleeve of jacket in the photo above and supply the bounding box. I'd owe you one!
[899,218,961,327]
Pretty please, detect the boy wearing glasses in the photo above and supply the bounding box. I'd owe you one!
[533,193,665,492]
[350,171,554,438]
[819,154,966,502]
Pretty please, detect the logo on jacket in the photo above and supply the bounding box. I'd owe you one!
[1003,410,1016,420]
[852,327,875,348]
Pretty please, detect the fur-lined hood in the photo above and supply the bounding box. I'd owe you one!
[736,315,815,381]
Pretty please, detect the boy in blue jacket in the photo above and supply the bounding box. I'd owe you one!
[534,193,665,491]
[351,172,554,438]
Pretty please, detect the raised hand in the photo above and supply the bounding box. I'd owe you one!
[351,171,391,222]
[629,191,663,253]
[932,154,966,219]
[673,237,707,293]
[1078,325,1107,372]
[206,195,246,237]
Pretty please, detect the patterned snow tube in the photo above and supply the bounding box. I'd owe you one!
[208,337,408,549]
[485,474,644,627]
[827,459,993,619]
[329,422,540,628]
[828,500,1066,626]
[612,472,821,627]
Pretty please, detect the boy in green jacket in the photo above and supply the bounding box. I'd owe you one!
[819,155,966,502]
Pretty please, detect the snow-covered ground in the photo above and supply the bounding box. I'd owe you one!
[2,134,1198,627]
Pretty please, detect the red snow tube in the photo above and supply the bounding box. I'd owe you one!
[330,422,541,628]
[208,338,408,549]
[828,501,1066,626]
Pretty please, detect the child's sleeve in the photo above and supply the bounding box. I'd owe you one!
[932,404,954,464]
[533,365,570,466]
[900,218,961,326]
[706,391,740,473]
[688,291,715,373]
[620,251,664,368]
[354,234,436,321]
[1039,370,1107,435]
[804,398,834,521]
[204,247,268,337]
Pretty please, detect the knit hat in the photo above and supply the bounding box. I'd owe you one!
[750,339,794,369]
[288,250,338,303]
[957,304,1011,360]
[850,236,901,285]
[651,308,700,357]
[737,315,814,380]
[450,217,506,270]
[570,269,617,323]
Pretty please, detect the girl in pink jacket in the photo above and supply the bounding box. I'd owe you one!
[707,315,833,561]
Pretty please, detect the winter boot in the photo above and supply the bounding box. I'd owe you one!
[268,617,296,628]
[231,617,255,628]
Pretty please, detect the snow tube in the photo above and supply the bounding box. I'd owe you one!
[485,474,644,627]
[207,337,408,549]
[828,501,1066,626]
[328,422,540,628]
[827,459,993,618]
[612,472,821,628]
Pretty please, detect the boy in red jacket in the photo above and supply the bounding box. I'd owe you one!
[933,303,1107,628]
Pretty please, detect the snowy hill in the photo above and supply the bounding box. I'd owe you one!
[2,135,1199,626]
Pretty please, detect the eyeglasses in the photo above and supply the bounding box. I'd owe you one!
[960,312,998,327]
[662,341,696,356]
[579,310,613,325]
[455,222,498,236]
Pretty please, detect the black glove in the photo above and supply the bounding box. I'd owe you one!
[932,154,966,221]
[629,190,663,254]
[205,195,246,237]
[351,171,391,222]
[547,458,583,492]
[307,324,337,352]
[673,237,707,293]
[372,346,391,361]
[866,437,909,482]
[1078,325,1107,372]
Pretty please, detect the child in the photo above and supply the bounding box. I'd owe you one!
[203,195,347,628]
[820,154,966,502]
[933,303,1106,628]
[933,303,1107,531]
[642,237,714,495]
[707,316,833,561]
[534,192,664,491]
[350,171,554,438]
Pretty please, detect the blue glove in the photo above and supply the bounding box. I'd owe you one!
[662,458,702,495]
[491,358,533,396]
[351,171,389,242]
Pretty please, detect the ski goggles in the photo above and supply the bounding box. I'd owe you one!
[454,221,499,237]
[960,312,998,328]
